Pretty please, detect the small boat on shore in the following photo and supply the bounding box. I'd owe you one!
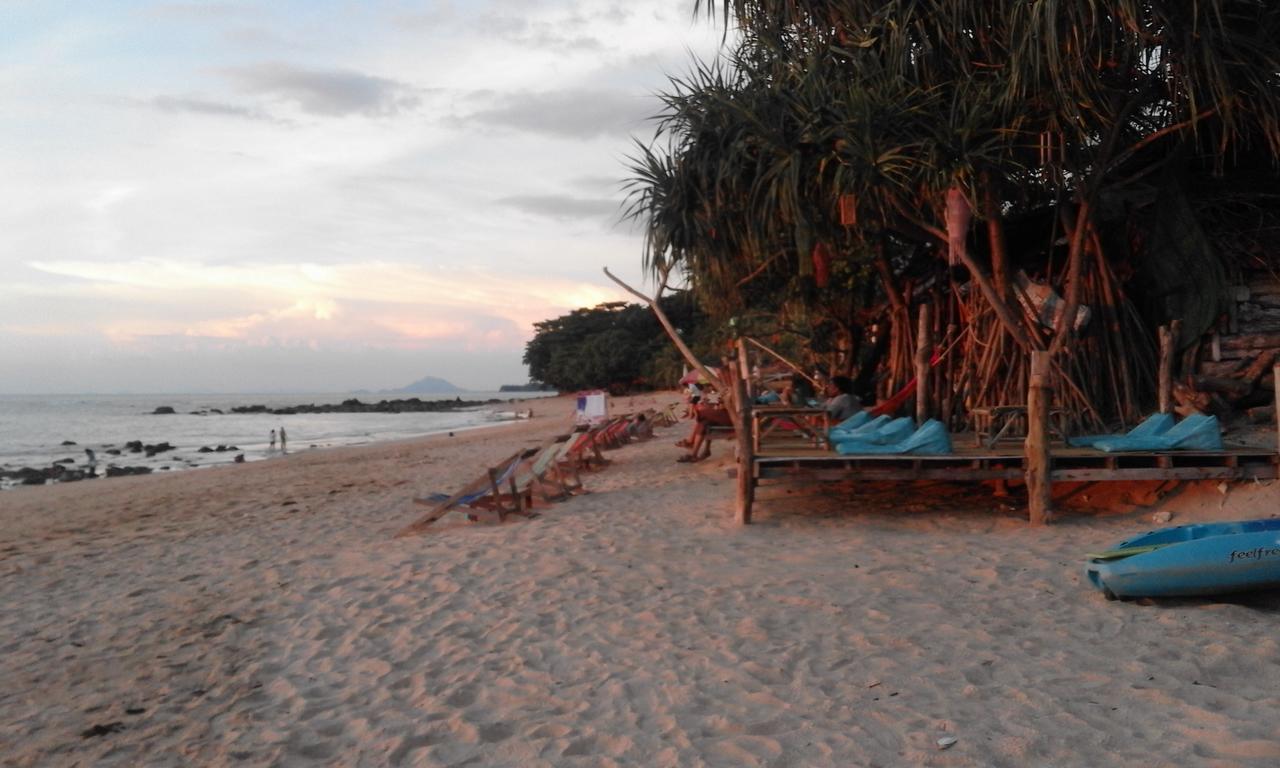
[1086,519,1280,600]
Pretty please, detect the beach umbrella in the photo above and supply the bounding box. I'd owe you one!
[679,368,718,385]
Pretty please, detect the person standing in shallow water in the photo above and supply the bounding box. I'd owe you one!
[269,429,276,451]
[84,448,97,478]
[279,426,287,453]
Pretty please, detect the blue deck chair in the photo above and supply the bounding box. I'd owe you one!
[1069,413,1174,448]
[836,419,953,455]
[1094,414,1222,453]
[398,448,537,535]
[831,416,914,452]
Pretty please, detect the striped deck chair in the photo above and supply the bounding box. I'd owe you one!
[513,438,578,503]
[654,403,680,427]
[561,427,610,470]
[597,416,632,450]
[397,448,537,536]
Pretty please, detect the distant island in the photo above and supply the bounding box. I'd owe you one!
[384,375,463,394]
[353,376,463,395]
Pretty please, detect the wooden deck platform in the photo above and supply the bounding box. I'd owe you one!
[754,444,1280,483]
[738,440,1279,523]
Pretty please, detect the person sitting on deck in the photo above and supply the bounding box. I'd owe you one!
[823,375,862,424]
[780,373,816,407]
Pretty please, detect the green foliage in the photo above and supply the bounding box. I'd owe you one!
[523,294,713,393]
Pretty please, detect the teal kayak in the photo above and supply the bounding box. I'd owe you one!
[1085,519,1280,600]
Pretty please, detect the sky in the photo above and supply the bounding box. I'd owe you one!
[0,0,725,393]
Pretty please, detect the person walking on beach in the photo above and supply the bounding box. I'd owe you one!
[84,448,97,478]
[279,426,287,453]
[269,429,277,450]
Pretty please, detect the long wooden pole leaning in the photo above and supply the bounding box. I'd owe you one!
[1026,350,1053,525]
[744,337,821,389]
[603,267,741,431]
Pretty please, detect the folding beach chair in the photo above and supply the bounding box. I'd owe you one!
[560,427,610,471]
[513,438,580,503]
[396,448,537,536]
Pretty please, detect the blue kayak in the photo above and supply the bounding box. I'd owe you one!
[1085,519,1280,600]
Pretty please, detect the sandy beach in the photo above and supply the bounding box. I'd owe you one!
[3,392,1280,767]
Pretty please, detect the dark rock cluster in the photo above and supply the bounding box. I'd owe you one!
[123,441,175,457]
[228,397,496,415]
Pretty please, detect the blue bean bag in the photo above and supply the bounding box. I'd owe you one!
[828,410,872,436]
[831,417,914,452]
[1069,413,1174,448]
[1094,414,1222,453]
[836,419,954,455]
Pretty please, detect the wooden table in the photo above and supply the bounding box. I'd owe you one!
[752,407,831,453]
[972,405,1068,448]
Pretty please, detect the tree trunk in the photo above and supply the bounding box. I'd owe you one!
[945,185,1038,351]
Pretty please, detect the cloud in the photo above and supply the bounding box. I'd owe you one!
[465,89,647,138]
[19,258,626,350]
[144,95,272,121]
[223,62,423,117]
[496,193,620,221]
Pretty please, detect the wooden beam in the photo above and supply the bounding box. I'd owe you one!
[1025,350,1053,525]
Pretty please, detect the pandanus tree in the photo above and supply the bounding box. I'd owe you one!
[630,0,1280,424]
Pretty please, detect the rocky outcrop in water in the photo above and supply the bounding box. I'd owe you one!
[228,397,496,415]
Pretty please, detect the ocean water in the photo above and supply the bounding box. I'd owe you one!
[0,392,557,489]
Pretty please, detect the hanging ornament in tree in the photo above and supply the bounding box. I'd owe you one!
[839,194,857,227]
[812,242,832,288]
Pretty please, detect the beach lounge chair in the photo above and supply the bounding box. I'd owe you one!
[1092,414,1222,453]
[1068,413,1174,448]
[830,416,914,452]
[835,419,954,455]
[397,448,537,536]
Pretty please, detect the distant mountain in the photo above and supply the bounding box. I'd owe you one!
[384,376,464,394]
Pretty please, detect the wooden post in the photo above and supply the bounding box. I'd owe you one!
[734,344,755,525]
[941,323,957,427]
[1274,364,1280,456]
[737,338,754,401]
[1157,324,1173,414]
[915,303,933,424]
[1158,320,1183,414]
[1025,350,1053,525]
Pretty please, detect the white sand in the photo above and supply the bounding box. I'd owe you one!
[3,392,1280,767]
